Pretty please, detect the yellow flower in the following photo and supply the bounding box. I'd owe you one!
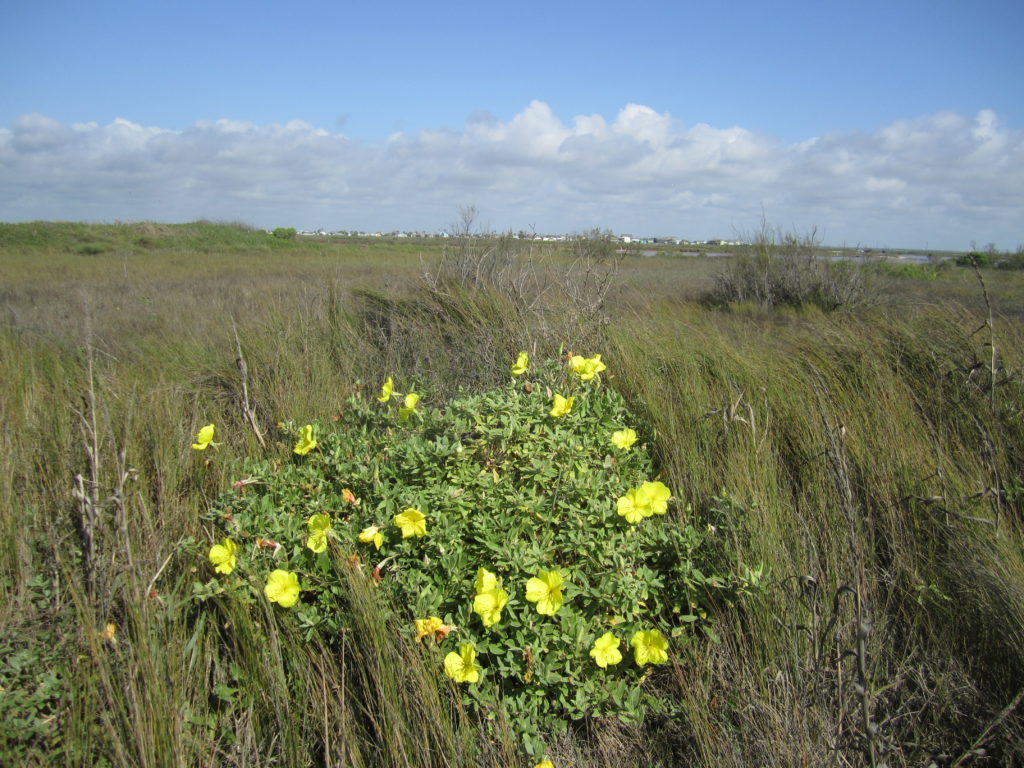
[473,588,509,628]
[642,481,672,515]
[549,393,574,418]
[306,513,332,553]
[394,507,427,538]
[358,525,384,550]
[611,428,637,451]
[570,353,607,381]
[616,487,648,524]
[208,537,237,574]
[534,762,555,768]
[616,481,673,523]
[192,423,219,450]
[398,392,420,422]
[377,376,394,402]
[472,567,508,626]
[265,569,300,608]
[293,424,317,455]
[416,617,453,643]
[444,642,481,683]
[511,351,529,376]
[414,616,444,642]
[525,569,564,615]
[589,631,623,668]
[630,628,669,666]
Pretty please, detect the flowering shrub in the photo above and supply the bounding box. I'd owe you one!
[198,355,735,756]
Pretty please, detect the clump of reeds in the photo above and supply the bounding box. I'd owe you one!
[707,222,866,311]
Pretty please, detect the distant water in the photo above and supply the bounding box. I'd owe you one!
[825,253,937,263]
[638,250,733,257]
[644,249,940,263]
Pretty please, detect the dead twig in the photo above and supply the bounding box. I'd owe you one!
[233,319,266,449]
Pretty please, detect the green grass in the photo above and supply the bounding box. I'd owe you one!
[2,222,1024,766]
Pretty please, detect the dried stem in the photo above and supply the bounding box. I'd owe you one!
[233,318,267,449]
[71,330,102,600]
[969,258,997,409]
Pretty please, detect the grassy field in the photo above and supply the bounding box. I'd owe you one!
[2,221,1023,767]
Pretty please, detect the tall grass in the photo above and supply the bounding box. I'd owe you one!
[2,222,1023,766]
[609,301,1024,765]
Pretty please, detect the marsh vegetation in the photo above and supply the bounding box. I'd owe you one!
[2,221,1023,766]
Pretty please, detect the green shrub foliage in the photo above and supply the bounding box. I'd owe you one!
[198,356,735,754]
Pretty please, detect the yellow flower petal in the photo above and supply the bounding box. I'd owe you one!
[511,351,529,376]
[393,508,427,538]
[473,588,509,627]
[570,354,607,381]
[549,393,574,418]
[265,569,300,608]
[306,515,332,552]
[208,538,237,574]
[293,424,317,455]
[377,376,394,402]
[308,514,331,532]
[616,481,672,523]
[616,489,646,524]
[630,628,669,666]
[611,428,637,451]
[474,567,497,595]
[444,643,481,683]
[398,392,420,422]
[358,526,384,550]
[590,631,623,668]
[641,481,672,515]
[192,423,218,450]
[414,616,444,642]
[525,569,564,615]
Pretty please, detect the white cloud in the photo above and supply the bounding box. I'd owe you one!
[611,104,673,147]
[0,104,1020,248]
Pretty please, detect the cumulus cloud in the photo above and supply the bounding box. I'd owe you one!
[0,103,1020,247]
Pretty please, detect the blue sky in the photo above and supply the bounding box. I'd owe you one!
[2,0,1022,248]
